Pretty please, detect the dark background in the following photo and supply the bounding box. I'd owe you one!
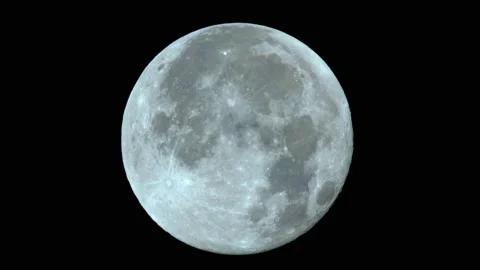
[5,5,476,268]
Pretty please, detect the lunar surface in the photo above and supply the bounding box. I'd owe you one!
[121,23,353,255]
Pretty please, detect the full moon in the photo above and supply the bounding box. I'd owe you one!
[121,23,353,255]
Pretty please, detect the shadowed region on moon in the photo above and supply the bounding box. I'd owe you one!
[316,181,335,205]
[121,23,353,255]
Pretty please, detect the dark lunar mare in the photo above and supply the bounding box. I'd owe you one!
[246,114,322,237]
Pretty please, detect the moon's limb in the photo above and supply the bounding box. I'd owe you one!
[121,23,353,255]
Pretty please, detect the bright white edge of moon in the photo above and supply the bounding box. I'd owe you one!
[121,22,353,255]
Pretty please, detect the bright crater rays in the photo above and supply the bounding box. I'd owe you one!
[121,23,353,255]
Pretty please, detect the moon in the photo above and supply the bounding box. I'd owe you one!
[121,23,353,255]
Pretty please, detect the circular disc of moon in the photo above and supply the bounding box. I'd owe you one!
[121,23,353,255]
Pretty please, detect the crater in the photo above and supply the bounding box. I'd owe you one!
[316,181,335,206]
